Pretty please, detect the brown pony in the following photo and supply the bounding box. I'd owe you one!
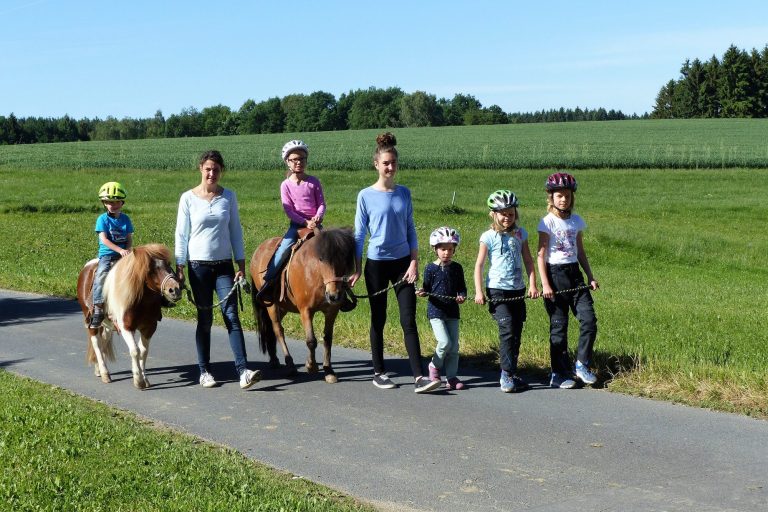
[76,243,182,389]
[250,228,356,383]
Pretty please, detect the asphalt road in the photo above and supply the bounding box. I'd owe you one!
[1,288,766,512]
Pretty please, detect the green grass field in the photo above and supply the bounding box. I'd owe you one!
[0,371,373,512]
[2,119,767,510]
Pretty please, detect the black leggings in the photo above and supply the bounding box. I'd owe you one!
[364,256,423,377]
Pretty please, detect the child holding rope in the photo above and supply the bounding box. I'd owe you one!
[474,190,540,393]
[537,172,599,389]
[416,227,467,390]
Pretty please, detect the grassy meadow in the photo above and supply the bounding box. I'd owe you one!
[0,371,373,512]
[1,119,767,421]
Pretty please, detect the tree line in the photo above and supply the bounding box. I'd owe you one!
[0,87,637,145]
[652,44,768,118]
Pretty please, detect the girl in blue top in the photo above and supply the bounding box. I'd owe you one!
[473,190,540,393]
[89,181,133,328]
[349,132,441,394]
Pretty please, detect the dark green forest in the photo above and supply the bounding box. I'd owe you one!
[652,44,768,118]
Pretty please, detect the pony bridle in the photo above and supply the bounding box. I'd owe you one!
[323,275,351,286]
[160,272,182,302]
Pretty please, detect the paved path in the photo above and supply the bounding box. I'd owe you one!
[1,289,766,512]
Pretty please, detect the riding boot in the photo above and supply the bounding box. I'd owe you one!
[254,280,275,301]
[89,304,105,328]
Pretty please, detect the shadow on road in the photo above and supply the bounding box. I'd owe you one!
[0,296,81,327]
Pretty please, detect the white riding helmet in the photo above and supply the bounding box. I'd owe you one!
[429,226,460,247]
[281,140,309,160]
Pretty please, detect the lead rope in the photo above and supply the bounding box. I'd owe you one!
[183,276,250,311]
[419,284,593,303]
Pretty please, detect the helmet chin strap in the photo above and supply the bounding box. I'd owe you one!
[553,204,571,214]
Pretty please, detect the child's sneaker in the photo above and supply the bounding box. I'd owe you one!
[500,370,516,393]
[199,371,217,388]
[239,369,261,389]
[89,304,105,328]
[372,373,396,389]
[414,376,441,394]
[446,377,465,390]
[428,362,440,382]
[550,372,576,389]
[575,361,597,385]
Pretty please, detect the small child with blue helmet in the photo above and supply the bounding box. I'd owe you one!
[416,226,468,390]
[89,181,133,328]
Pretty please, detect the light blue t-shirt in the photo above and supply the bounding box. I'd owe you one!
[95,212,134,258]
[479,227,528,290]
[354,185,418,261]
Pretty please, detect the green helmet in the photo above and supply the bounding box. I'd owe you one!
[487,190,518,211]
[98,182,127,201]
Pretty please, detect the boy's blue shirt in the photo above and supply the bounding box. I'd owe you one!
[95,212,134,258]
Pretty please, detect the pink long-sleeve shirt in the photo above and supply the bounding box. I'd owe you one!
[280,175,326,224]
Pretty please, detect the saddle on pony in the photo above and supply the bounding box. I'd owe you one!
[256,227,318,303]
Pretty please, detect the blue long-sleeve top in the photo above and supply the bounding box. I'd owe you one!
[354,185,418,261]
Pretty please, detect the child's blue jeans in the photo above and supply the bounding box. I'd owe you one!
[92,255,120,304]
[265,221,302,281]
[430,317,460,379]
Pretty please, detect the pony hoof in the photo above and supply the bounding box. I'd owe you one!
[286,365,299,377]
[269,358,281,370]
[324,373,338,384]
[306,363,319,374]
[100,374,112,384]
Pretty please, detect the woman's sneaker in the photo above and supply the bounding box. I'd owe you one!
[575,361,597,385]
[550,372,576,389]
[428,362,440,382]
[239,369,261,389]
[446,377,465,390]
[414,376,441,393]
[199,371,217,388]
[372,373,396,389]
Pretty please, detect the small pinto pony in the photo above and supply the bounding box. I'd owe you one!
[76,243,182,389]
[250,227,356,383]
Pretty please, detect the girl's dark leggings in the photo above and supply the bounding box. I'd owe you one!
[364,256,423,377]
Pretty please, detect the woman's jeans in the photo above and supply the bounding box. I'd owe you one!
[487,288,527,375]
[430,317,460,379]
[265,222,301,281]
[188,260,247,376]
[92,255,120,304]
[544,262,597,375]
[364,256,423,377]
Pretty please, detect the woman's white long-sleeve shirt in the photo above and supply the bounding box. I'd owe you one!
[174,188,245,265]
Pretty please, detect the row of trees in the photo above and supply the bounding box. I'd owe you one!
[652,44,768,118]
[0,87,634,145]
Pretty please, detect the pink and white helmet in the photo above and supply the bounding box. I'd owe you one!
[281,140,309,160]
[429,226,460,247]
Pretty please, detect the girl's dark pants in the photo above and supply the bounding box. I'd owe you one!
[364,256,423,377]
[544,262,597,375]
[188,260,248,375]
[487,288,526,375]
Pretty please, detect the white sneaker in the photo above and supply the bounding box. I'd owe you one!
[199,371,217,388]
[239,369,261,389]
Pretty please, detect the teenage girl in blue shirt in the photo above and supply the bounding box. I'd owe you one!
[349,132,441,394]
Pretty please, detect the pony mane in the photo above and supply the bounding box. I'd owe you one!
[314,228,355,274]
[109,244,171,307]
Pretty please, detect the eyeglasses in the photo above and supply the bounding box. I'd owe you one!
[287,157,307,164]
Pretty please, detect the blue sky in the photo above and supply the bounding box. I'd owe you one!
[3,0,768,119]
